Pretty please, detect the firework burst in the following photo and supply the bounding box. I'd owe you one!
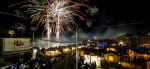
[9,0,93,42]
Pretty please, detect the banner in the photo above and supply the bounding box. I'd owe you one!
[3,38,31,52]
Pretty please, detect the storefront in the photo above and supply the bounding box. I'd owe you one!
[84,54,101,68]
[78,49,102,68]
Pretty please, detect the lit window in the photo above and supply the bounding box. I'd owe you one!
[110,48,115,51]
[108,56,113,61]
[106,48,110,51]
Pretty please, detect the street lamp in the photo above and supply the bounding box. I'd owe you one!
[31,27,36,45]
[8,30,15,38]
[93,35,99,49]
[31,27,36,58]
[76,28,78,69]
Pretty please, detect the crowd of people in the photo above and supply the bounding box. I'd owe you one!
[1,51,98,69]
[81,61,96,69]
[8,54,63,69]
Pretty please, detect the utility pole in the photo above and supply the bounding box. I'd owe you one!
[76,28,78,69]
[31,27,35,58]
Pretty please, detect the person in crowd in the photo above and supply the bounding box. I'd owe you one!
[19,62,26,69]
[91,61,96,69]
[11,64,16,69]
[82,62,90,69]
[46,59,53,69]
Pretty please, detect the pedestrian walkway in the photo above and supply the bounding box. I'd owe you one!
[53,55,83,69]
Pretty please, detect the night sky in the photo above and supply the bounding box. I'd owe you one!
[0,0,150,38]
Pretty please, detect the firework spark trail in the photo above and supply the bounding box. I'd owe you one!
[8,0,93,44]
[49,0,91,42]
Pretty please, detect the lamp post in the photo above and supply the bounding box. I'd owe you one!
[31,27,36,58]
[93,35,98,49]
[8,30,15,38]
[76,28,78,69]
